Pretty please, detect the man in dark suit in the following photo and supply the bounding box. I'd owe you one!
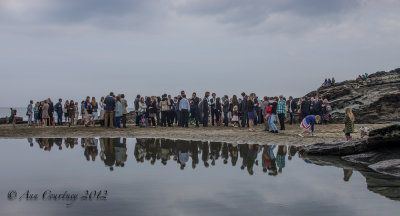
[288,96,298,125]
[240,92,248,127]
[192,92,200,127]
[300,97,310,121]
[222,95,229,127]
[203,92,210,127]
[210,93,217,126]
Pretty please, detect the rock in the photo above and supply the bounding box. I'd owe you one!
[368,159,400,177]
[342,149,400,165]
[0,116,23,124]
[300,124,400,156]
[304,68,400,123]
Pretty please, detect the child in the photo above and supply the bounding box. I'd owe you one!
[298,115,321,137]
[344,108,355,141]
[360,126,372,139]
[232,105,239,127]
[264,105,272,131]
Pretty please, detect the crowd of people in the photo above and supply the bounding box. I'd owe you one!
[24,91,334,135]
[320,77,336,88]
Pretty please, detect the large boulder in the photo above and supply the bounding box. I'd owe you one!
[304,68,400,123]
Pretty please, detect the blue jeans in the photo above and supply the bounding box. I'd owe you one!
[269,114,278,131]
[116,116,121,128]
[290,112,296,124]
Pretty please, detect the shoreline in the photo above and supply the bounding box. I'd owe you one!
[0,123,390,145]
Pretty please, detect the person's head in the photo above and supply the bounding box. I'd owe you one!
[205,92,210,98]
[249,93,255,100]
[180,90,185,96]
[233,95,237,101]
[116,96,121,102]
[182,94,186,98]
[323,99,328,103]
[174,97,178,102]
[264,96,268,101]
[212,93,216,98]
[58,98,62,103]
[30,100,33,104]
[168,95,171,99]
[192,92,196,98]
[140,97,144,103]
[136,94,141,99]
[315,115,321,124]
[274,97,278,102]
[224,95,228,100]
[279,95,284,100]
[121,94,125,99]
[101,96,104,102]
[241,92,246,97]
[65,100,69,104]
[345,108,355,122]
[91,97,96,103]
[70,100,74,105]
[162,94,167,98]
[289,96,293,100]
[109,92,114,97]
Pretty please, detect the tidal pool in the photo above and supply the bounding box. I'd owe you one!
[0,138,399,216]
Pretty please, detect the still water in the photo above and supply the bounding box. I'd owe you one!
[0,138,399,216]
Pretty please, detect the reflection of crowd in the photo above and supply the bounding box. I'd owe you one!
[134,139,304,175]
[27,138,307,175]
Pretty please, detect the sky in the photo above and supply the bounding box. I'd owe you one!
[0,0,399,107]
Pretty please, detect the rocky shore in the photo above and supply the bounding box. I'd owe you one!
[301,125,400,177]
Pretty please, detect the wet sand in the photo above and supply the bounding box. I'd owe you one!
[0,123,390,145]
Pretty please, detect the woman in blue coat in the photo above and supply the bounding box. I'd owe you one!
[115,96,123,129]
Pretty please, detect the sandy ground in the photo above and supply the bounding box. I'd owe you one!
[0,123,390,145]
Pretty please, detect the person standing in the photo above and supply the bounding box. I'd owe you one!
[48,98,55,127]
[240,92,248,128]
[223,95,229,127]
[277,95,286,130]
[74,102,79,125]
[344,108,355,141]
[160,94,170,127]
[179,94,190,128]
[202,92,210,127]
[68,100,75,127]
[268,97,279,133]
[288,96,297,125]
[247,93,256,132]
[120,94,128,128]
[33,102,39,127]
[300,97,310,124]
[210,93,217,126]
[27,100,34,126]
[254,95,260,125]
[167,95,175,127]
[134,95,141,126]
[64,100,70,124]
[215,97,222,126]
[192,92,200,127]
[42,100,50,126]
[115,96,123,129]
[314,96,323,123]
[99,97,105,126]
[55,98,63,126]
[148,96,157,127]
[92,97,99,121]
[104,92,116,129]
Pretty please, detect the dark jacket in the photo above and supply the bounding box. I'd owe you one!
[192,97,199,110]
[55,102,63,114]
[288,100,298,113]
[104,96,115,111]
[301,100,310,114]
[271,102,277,114]
[203,97,209,112]
[223,100,229,113]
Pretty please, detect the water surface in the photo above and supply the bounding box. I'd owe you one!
[1,138,399,216]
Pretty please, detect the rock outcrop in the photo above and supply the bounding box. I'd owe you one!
[305,68,400,123]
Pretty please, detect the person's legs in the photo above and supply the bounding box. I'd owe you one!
[278,113,285,130]
[211,109,215,126]
[182,110,189,127]
[215,111,220,126]
[28,114,32,126]
[269,114,278,132]
[58,113,63,125]
[194,110,199,127]
[203,110,208,126]
[264,116,270,131]
[224,112,228,126]
[122,114,127,128]
[104,111,109,128]
[151,116,156,126]
[116,117,121,128]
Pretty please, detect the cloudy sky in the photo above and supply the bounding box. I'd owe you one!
[0,0,399,106]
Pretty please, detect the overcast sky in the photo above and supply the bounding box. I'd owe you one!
[0,0,399,107]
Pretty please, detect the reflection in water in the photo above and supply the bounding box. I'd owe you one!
[28,138,302,176]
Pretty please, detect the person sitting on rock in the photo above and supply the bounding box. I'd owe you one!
[298,115,321,137]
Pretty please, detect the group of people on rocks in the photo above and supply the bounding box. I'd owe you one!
[357,73,369,80]
[321,77,335,88]
[22,89,360,140]
[24,91,334,134]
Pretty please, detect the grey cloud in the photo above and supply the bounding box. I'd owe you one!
[177,0,361,30]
